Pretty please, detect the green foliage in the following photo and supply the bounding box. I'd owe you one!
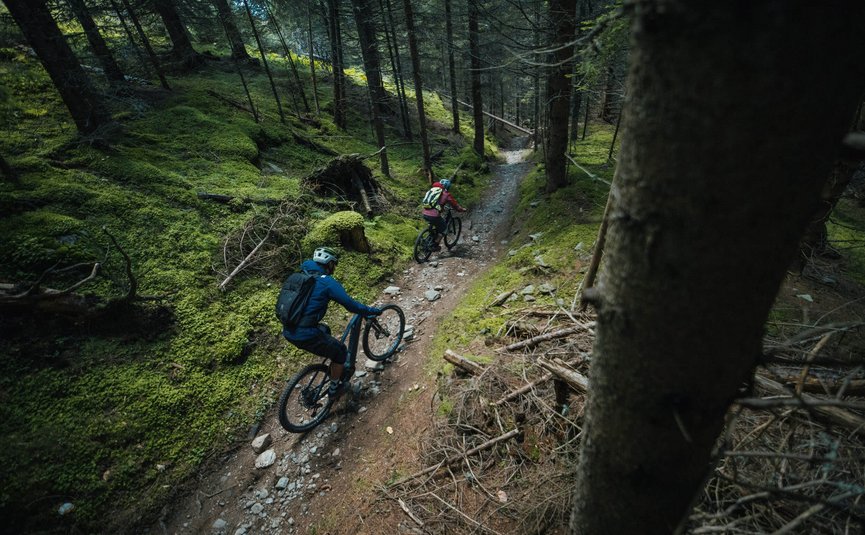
[828,199,865,285]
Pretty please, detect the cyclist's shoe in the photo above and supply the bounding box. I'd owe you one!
[328,380,347,400]
[431,243,442,252]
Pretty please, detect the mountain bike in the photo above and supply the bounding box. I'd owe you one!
[413,206,462,263]
[277,304,406,433]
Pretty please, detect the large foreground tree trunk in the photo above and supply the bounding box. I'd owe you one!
[570,3,865,534]
[3,0,111,135]
[154,0,201,69]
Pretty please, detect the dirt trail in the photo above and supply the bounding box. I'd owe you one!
[150,143,533,535]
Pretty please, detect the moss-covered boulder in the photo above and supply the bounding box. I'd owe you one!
[302,211,370,253]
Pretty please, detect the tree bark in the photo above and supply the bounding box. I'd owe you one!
[543,0,576,193]
[3,0,111,135]
[67,0,126,84]
[153,0,201,69]
[467,0,484,156]
[212,0,251,61]
[326,0,346,129]
[243,0,285,123]
[402,0,431,181]
[444,0,459,133]
[350,0,390,176]
[381,0,412,141]
[307,1,320,115]
[570,3,865,534]
[116,0,170,90]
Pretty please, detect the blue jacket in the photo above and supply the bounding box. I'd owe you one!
[282,260,379,342]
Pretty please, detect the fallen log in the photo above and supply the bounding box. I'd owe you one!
[752,374,865,434]
[503,324,594,351]
[443,349,485,376]
[487,290,514,308]
[538,357,589,393]
[389,428,521,487]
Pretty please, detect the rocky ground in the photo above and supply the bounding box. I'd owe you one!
[149,145,534,535]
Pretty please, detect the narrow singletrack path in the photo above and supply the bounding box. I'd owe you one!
[151,142,533,535]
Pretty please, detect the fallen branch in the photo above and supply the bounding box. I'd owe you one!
[389,428,520,487]
[748,375,865,433]
[503,324,593,351]
[487,290,514,308]
[103,226,136,301]
[218,218,280,291]
[493,373,553,406]
[538,357,588,393]
[397,498,424,527]
[565,154,611,186]
[206,89,254,115]
[444,349,485,376]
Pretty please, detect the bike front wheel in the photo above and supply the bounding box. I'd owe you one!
[277,363,335,433]
[363,304,406,361]
[413,228,434,263]
[444,216,461,249]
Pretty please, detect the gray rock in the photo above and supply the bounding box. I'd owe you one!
[364,359,385,371]
[58,503,75,516]
[520,285,535,295]
[538,283,556,294]
[434,285,444,291]
[254,449,276,469]
[472,235,480,242]
[332,448,341,457]
[534,256,550,268]
[529,232,543,241]
[252,433,273,453]
[276,477,289,490]
[556,298,565,306]
[234,527,247,535]
[424,289,441,301]
[508,249,517,256]
[574,242,584,251]
[383,286,401,295]
[212,518,227,530]
[523,294,536,302]
[530,201,540,208]
[250,503,264,515]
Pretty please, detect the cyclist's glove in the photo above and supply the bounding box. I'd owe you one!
[366,307,383,317]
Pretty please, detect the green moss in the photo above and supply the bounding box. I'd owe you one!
[302,210,365,250]
[828,199,865,285]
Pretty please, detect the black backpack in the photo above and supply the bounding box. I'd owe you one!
[275,271,317,329]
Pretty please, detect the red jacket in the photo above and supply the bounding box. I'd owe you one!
[422,182,464,217]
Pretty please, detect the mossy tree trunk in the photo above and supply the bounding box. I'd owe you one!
[2,0,111,135]
[543,0,576,193]
[116,0,171,90]
[569,2,865,533]
[307,2,320,115]
[243,0,285,124]
[212,0,251,62]
[67,0,126,84]
[468,0,484,156]
[380,0,412,141]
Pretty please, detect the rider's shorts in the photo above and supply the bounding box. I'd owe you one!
[423,213,446,234]
[292,324,348,364]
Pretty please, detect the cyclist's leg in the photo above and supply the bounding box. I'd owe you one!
[292,327,348,386]
[423,214,446,247]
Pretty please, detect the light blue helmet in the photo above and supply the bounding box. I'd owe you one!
[440,179,452,190]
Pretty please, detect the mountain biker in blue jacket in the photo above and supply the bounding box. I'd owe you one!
[283,247,382,398]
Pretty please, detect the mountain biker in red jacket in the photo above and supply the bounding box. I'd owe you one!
[421,179,466,251]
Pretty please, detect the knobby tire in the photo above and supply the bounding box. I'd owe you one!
[278,363,335,433]
[363,304,406,361]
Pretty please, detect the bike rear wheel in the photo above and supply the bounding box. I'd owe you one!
[277,363,335,432]
[363,304,406,361]
[444,216,462,249]
[413,228,434,263]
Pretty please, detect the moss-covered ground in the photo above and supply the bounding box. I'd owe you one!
[0,40,492,531]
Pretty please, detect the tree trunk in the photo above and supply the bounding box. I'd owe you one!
[326,0,346,129]
[599,64,615,122]
[212,0,251,61]
[467,0,484,156]
[402,0,431,181]
[569,3,865,534]
[243,0,285,123]
[307,1,320,115]
[3,0,110,135]
[67,0,126,84]
[153,0,201,69]
[543,0,576,193]
[531,0,540,150]
[114,0,170,90]
[381,0,412,140]
[350,0,390,177]
[265,2,310,114]
[444,0,459,133]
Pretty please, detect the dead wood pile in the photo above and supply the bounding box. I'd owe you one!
[385,299,865,534]
[302,154,391,217]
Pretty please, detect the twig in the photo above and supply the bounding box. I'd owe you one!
[493,373,553,406]
[443,349,485,376]
[795,332,834,395]
[503,325,592,351]
[398,498,424,527]
[103,226,137,301]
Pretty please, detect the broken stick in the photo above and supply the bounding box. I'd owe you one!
[503,324,593,351]
[443,349,485,376]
